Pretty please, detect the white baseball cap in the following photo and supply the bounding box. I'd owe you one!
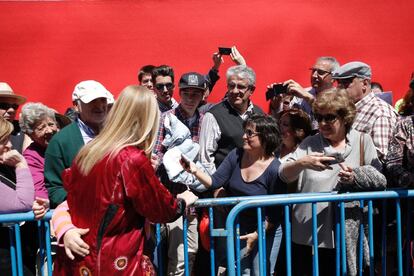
[72,80,114,104]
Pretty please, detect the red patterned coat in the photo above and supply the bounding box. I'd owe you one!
[54,146,182,275]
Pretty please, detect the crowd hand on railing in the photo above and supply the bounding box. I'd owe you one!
[63,228,90,260]
[1,150,28,168]
[338,163,355,184]
[177,190,198,207]
[230,46,246,66]
[240,231,258,257]
[298,153,335,171]
[32,197,50,220]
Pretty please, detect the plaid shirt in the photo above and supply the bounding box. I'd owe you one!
[153,104,203,195]
[385,115,414,187]
[353,92,398,163]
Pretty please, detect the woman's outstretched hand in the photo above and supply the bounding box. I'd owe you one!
[177,190,198,207]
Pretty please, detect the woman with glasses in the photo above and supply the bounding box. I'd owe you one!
[181,114,286,276]
[280,88,386,275]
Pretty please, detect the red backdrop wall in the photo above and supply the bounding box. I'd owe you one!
[0,0,413,113]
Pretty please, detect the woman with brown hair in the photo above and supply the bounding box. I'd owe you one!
[280,88,386,275]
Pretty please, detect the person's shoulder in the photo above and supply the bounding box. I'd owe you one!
[252,103,264,114]
[53,122,80,140]
[118,146,148,167]
[370,96,398,118]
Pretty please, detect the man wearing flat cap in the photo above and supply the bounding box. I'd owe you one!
[45,80,114,208]
[333,61,398,162]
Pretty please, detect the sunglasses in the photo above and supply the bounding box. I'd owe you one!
[244,129,260,138]
[309,67,331,76]
[314,113,338,124]
[227,83,251,93]
[155,83,174,91]
[0,103,19,110]
[336,77,356,88]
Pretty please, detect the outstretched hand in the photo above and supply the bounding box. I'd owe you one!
[299,153,336,171]
[63,228,90,260]
[230,46,246,65]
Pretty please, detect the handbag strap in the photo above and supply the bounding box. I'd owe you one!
[360,133,364,166]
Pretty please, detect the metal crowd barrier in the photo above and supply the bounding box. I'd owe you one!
[1,190,413,276]
[174,190,414,276]
[0,211,53,276]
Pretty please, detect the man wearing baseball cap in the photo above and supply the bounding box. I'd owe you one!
[333,61,398,162]
[153,72,206,276]
[45,80,114,207]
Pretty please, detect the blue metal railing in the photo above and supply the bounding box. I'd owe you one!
[0,211,53,276]
[224,190,414,276]
[1,189,413,276]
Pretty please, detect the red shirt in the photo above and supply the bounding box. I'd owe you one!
[54,146,180,275]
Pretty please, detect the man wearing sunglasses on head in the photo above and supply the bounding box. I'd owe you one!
[332,61,398,163]
[152,65,179,112]
[283,56,340,130]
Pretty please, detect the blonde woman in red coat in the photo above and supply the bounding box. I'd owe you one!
[53,85,197,276]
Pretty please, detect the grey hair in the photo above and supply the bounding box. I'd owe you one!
[317,56,340,72]
[226,65,256,86]
[19,102,56,134]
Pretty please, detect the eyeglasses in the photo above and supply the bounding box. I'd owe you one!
[244,129,260,138]
[336,77,355,89]
[155,83,174,91]
[227,83,251,93]
[309,67,331,76]
[0,103,19,110]
[314,113,338,124]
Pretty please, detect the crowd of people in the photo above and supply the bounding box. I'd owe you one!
[0,47,413,275]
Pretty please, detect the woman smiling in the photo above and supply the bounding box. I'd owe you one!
[280,88,386,275]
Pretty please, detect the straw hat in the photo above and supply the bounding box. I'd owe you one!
[0,82,26,105]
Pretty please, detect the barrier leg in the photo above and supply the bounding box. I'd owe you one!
[183,216,189,276]
[44,221,53,276]
[156,223,164,276]
[9,226,17,276]
[358,200,364,276]
[396,199,403,276]
[208,207,215,276]
[335,202,340,276]
[284,205,292,276]
[312,203,319,276]
[340,201,346,276]
[381,199,387,276]
[14,224,23,276]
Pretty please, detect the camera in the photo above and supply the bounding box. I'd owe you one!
[218,47,232,55]
[323,152,345,165]
[266,84,288,101]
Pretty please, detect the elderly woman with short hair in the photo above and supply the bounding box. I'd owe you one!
[19,102,59,219]
[280,88,386,275]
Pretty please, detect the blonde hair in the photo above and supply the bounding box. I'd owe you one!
[0,117,13,143]
[312,88,356,133]
[75,85,160,175]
